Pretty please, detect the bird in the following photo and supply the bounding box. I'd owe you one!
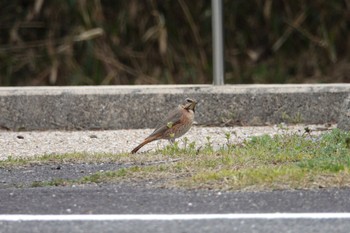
[131,98,197,154]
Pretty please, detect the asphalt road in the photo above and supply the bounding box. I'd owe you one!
[1,185,350,232]
[2,185,350,214]
[2,218,349,233]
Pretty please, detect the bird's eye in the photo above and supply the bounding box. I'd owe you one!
[186,98,193,103]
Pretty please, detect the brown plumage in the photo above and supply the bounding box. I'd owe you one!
[131,98,197,154]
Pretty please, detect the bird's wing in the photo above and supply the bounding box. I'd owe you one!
[147,106,183,138]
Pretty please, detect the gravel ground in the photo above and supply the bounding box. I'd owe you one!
[0,124,334,160]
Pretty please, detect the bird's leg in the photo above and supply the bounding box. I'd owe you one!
[168,132,176,145]
[168,138,178,150]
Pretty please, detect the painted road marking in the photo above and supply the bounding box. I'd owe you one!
[1,213,350,221]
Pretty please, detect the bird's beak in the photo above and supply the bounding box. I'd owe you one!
[184,98,197,111]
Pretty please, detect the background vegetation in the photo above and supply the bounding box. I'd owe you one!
[0,0,349,86]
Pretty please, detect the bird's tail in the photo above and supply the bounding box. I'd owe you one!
[131,137,156,154]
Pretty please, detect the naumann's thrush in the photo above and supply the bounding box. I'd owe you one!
[131,98,197,153]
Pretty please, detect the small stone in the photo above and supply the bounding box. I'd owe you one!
[51,165,61,170]
[16,135,24,139]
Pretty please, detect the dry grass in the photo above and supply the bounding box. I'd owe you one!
[1,1,349,85]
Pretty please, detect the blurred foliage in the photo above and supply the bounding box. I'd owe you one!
[0,0,349,85]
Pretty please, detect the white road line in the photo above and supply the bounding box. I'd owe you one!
[1,213,350,221]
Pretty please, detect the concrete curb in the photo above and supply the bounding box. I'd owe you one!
[0,84,349,130]
[337,95,350,131]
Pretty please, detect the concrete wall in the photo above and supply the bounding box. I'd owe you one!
[0,84,349,130]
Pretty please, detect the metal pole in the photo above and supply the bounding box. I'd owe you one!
[212,0,224,85]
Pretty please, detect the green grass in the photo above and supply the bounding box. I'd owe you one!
[2,128,350,191]
[0,152,136,168]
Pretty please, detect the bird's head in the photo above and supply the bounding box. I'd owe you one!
[184,98,197,112]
